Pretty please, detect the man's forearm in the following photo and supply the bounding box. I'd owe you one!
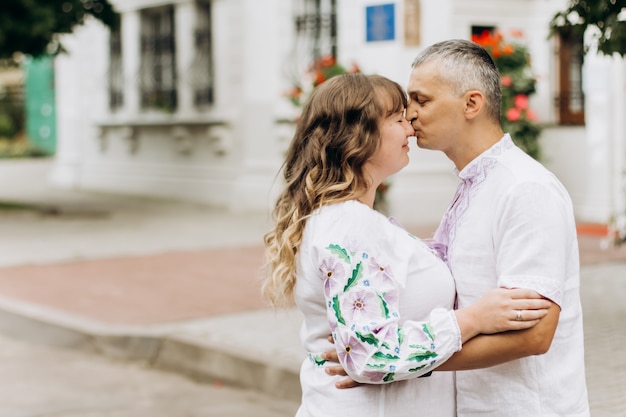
[437,303,560,371]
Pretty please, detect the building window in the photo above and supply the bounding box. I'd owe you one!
[293,0,337,64]
[555,29,584,125]
[140,6,177,112]
[190,1,214,107]
[471,25,495,38]
[108,19,123,112]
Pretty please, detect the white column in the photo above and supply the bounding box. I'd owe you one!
[51,20,108,188]
[175,1,195,116]
[229,0,284,211]
[122,10,140,116]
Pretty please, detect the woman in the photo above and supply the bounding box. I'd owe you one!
[263,73,549,416]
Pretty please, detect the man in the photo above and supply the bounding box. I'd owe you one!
[327,39,590,416]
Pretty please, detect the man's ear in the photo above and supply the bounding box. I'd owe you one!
[463,90,484,120]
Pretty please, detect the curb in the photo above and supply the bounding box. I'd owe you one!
[0,296,303,401]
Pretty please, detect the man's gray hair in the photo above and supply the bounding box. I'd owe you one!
[412,39,502,124]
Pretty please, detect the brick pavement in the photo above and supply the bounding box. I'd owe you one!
[0,246,268,325]
[0,225,624,325]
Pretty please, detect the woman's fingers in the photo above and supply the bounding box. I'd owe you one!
[322,349,340,363]
[325,365,348,376]
[513,308,548,321]
[512,318,542,329]
[513,299,552,311]
[502,288,554,310]
[507,288,544,299]
[335,377,361,389]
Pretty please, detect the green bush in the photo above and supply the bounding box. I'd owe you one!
[0,138,47,158]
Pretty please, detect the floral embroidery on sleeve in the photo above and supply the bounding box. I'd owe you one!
[318,241,455,383]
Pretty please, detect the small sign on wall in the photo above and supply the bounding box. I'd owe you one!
[366,4,395,42]
[404,0,421,46]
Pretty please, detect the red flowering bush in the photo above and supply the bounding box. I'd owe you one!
[286,55,360,107]
[472,31,542,160]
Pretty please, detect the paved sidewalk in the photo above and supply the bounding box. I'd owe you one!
[1,159,625,415]
[0,332,300,417]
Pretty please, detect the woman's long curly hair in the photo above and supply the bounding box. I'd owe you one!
[263,73,407,307]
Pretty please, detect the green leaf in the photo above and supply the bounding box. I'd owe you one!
[355,331,379,347]
[332,295,345,325]
[422,323,434,341]
[372,352,400,362]
[343,262,362,291]
[327,244,350,263]
[378,293,390,319]
[407,350,438,362]
[311,354,327,366]
[408,364,428,372]
[383,373,395,382]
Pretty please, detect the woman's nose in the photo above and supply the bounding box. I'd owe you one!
[403,118,415,135]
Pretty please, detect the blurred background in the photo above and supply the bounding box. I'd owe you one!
[0,0,624,228]
[0,0,624,416]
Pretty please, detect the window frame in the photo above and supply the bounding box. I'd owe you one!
[555,28,585,126]
[107,19,124,112]
[139,5,178,112]
[294,0,338,61]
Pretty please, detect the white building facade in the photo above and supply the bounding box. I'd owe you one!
[51,0,626,227]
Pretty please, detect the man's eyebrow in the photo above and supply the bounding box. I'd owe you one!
[408,90,425,98]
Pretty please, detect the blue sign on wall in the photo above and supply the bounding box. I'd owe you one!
[366,4,395,42]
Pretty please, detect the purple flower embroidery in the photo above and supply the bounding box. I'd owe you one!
[382,289,398,309]
[335,332,370,374]
[340,288,385,325]
[362,370,386,382]
[368,258,394,286]
[319,257,346,296]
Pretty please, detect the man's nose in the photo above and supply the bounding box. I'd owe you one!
[405,101,417,120]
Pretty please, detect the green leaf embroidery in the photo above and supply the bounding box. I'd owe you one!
[332,295,345,325]
[311,354,327,366]
[383,373,395,382]
[408,364,428,372]
[366,363,386,369]
[407,349,438,362]
[397,328,404,346]
[327,244,351,263]
[372,352,400,362]
[343,262,362,292]
[422,323,435,341]
[356,331,379,347]
[378,293,390,318]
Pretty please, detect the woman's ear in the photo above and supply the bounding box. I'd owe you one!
[463,90,484,120]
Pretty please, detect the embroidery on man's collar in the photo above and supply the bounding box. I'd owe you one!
[435,135,513,264]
